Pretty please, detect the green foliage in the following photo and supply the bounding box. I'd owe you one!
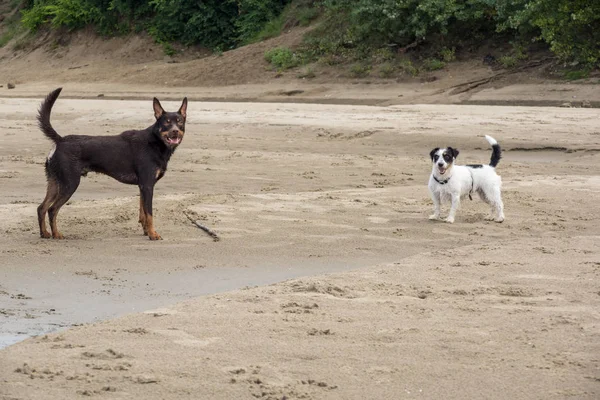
[19,0,294,51]
[398,59,419,76]
[236,0,288,44]
[422,58,445,71]
[0,11,24,48]
[14,0,600,67]
[497,0,600,66]
[499,55,517,68]
[498,42,529,68]
[295,5,319,26]
[22,0,101,31]
[440,47,456,63]
[305,0,600,68]
[563,69,590,81]
[372,48,394,63]
[377,62,394,78]
[249,13,285,43]
[349,63,370,78]
[246,1,319,44]
[264,47,301,70]
[162,42,176,56]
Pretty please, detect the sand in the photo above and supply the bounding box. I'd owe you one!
[0,88,599,399]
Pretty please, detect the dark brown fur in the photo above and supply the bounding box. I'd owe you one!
[37,88,188,240]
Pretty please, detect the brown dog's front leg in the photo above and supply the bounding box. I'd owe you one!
[139,183,161,240]
[138,192,148,235]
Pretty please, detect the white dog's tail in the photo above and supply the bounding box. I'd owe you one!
[485,135,501,167]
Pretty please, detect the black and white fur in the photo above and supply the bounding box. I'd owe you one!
[428,135,504,223]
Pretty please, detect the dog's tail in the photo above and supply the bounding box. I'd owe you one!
[38,88,63,144]
[485,135,501,167]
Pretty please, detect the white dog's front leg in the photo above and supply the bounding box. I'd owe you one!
[429,192,441,220]
[446,194,460,223]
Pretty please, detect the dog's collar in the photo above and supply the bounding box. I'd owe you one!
[434,176,450,185]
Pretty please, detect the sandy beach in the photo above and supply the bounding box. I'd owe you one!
[0,88,599,399]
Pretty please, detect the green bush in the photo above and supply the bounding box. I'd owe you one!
[22,0,101,31]
[563,69,590,81]
[19,0,294,51]
[378,62,395,78]
[398,59,419,76]
[264,47,301,70]
[305,0,600,68]
[422,58,445,71]
[349,63,370,77]
[14,0,600,67]
[499,55,518,69]
[440,47,456,63]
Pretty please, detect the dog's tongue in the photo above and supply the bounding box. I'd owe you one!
[167,137,180,145]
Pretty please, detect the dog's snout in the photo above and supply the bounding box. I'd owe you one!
[437,162,444,167]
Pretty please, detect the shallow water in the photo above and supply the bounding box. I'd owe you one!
[0,260,362,349]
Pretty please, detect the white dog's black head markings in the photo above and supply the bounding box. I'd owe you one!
[430,147,459,176]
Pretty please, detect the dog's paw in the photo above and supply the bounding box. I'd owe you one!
[148,231,162,241]
[445,217,455,224]
[52,233,65,240]
[40,231,52,239]
[494,217,504,223]
[428,214,440,220]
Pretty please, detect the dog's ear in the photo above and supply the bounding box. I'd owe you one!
[178,97,188,118]
[429,148,439,161]
[153,98,164,120]
[448,147,459,159]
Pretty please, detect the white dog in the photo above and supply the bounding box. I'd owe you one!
[428,135,504,223]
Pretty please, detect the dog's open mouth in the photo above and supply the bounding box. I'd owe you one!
[438,167,447,175]
[166,136,181,145]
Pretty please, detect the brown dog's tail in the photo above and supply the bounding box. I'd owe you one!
[38,88,63,144]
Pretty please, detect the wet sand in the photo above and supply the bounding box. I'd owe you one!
[0,93,599,398]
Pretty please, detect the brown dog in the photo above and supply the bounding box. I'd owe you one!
[37,88,188,240]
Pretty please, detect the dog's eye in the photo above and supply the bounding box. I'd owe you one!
[177,118,182,123]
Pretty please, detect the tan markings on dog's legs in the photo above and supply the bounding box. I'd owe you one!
[37,179,59,239]
[48,178,81,239]
[138,194,148,235]
[145,214,162,241]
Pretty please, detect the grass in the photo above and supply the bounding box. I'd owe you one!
[249,2,319,44]
[0,11,24,48]
[0,31,14,48]
[564,69,590,81]
[499,55,518,68]
[422,58,445,71]
[399,59,419,76]
[265,47,302,70]
[440,47,456,63]
[499,43,529,69]
[349,63,370,78]
[252,14,285,43]
[378,62,395,78]
[162,42,176,56]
